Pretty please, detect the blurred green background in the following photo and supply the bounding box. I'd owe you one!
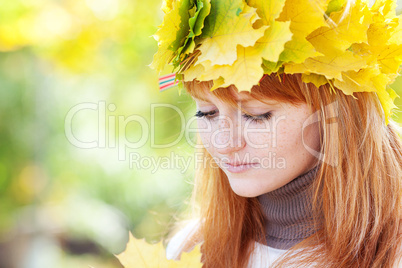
[0,0,401,268]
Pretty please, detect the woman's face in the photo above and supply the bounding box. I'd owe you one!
[193,88,321,197]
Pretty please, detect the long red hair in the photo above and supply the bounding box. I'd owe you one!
[183,73,402,268]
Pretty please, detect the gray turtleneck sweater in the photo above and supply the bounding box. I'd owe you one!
[257,165,320,250]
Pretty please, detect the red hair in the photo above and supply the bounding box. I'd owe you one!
[183,73,402,268]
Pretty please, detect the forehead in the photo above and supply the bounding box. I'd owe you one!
[192,89,280,106]
[192,91,249,102]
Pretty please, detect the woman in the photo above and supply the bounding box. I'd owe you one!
[152,0,402,267]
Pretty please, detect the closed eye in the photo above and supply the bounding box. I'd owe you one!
[195,110,217,119]
[195,110,272,123]
[242,112,272,123]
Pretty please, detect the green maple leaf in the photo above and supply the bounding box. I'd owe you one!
[197,0,267,65]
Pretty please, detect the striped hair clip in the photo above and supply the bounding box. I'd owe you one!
[158,73,179,92]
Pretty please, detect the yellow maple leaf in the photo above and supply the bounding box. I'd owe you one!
[247,0,286,26]
[184,47,262,91]
[371,0,397,20]
[208,46,265,91]
[151,0,193,72]
[377,44,402,74]
[377,87,399,125]
[187,20,291,91]
[301,73,328,88]
[277,0,330,63]
[307,0,372,56]
[257,20,292,62]
[171,243,203,267]
[284,50,367,80]
[333,68,398,124]
[151,42,176,73]
[387,15,402,44]
[183,61,206,81]
[196,1,267,66]
[150,4,181,71]
[161,0,174,14]
[115,233,202,268]
[333,68,390,95]
[279,35,322,63]
[367,19,398,47]
[278,0,329,36]
[210,77,226,91]
[368,1,401,50]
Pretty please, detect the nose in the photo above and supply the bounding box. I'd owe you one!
[212,114,246,155]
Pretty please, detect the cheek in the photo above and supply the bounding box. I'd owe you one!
[197,119,212,148]
[199,132,214,152]
[246,116,292,152]
[198,118,227,152]
[271,118,305,155]
[243,116,286,149]
[273,112,321,163]
[301,121,321,152]
[197,118,236,151]
[245,128,273,148]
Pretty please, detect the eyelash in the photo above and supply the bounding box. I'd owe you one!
[195,110,272,123]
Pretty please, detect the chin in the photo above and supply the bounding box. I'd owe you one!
[230,188,258,197]
[227,178,271,198]
[226,172,290,197]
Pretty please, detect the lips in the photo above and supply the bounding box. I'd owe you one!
[224,162,252,166]
[223,162,259,167]
[221,161,260,173]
